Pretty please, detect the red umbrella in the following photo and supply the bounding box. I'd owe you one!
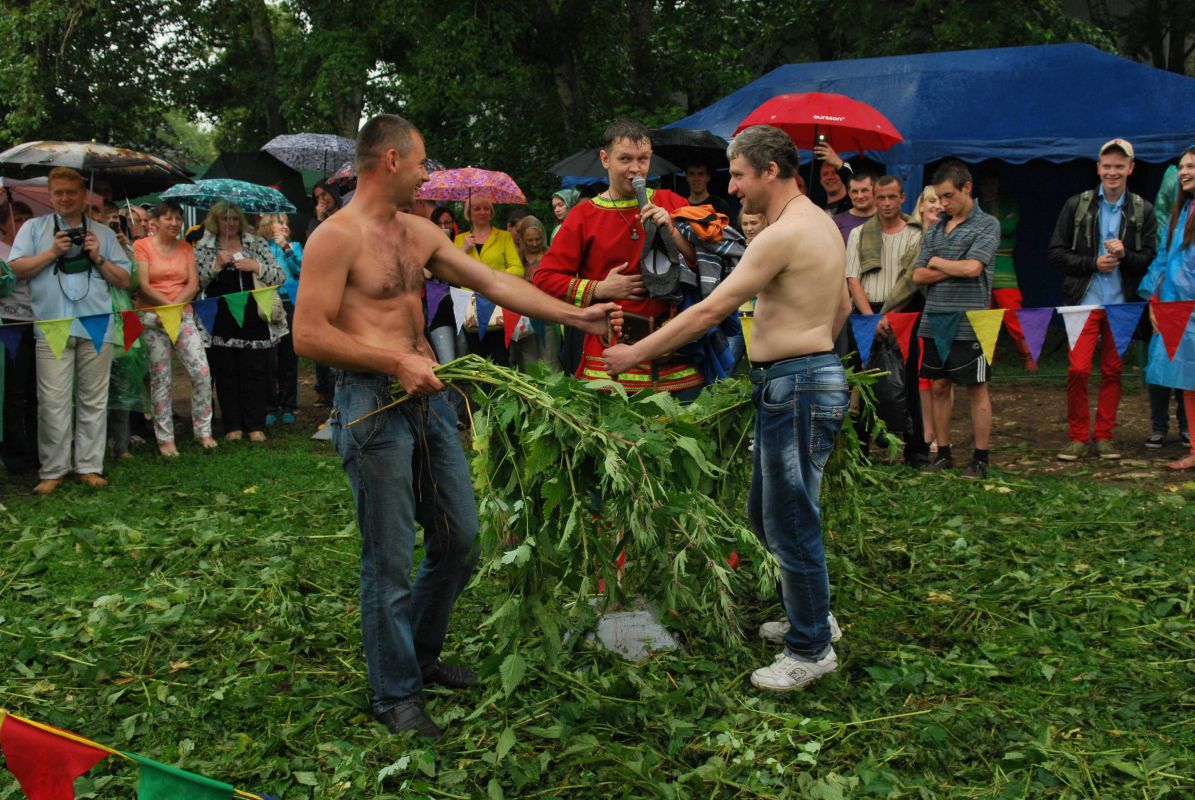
[734,92,903,152]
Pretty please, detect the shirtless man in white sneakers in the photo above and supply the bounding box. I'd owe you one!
[293,114,621,737]
[605,124,851,691]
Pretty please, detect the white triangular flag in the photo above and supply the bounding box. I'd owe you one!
[450,287,472,334]
[1057,305,1098,352]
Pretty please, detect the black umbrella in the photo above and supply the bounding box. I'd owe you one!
[0,140,192,197]
[201,151,311,214]
[647,128,730,171]
[550,148,679,179]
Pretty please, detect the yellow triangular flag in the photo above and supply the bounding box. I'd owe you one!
[155,303,185,344]
[251,285,278,320]
[966,308,1006,365]
[740,316,754,356]
[35,318,72,359]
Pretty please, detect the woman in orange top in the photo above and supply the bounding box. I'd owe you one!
[133,201,216,455]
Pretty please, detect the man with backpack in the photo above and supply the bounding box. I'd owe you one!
[1048,139,1156,462]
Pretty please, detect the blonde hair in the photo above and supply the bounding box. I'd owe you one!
[203,202,249,236]
[911,186,939,227]
[255,213,288,238]
[47,167,86,188]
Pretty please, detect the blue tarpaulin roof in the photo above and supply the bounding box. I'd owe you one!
[670,44,1195,207]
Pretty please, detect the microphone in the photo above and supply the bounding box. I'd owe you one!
[632,176,649,210]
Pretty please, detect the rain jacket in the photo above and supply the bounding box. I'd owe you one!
[1138,201,1195,391]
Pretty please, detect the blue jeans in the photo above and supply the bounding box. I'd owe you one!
[748,353,848,660]
[331,373,480,714]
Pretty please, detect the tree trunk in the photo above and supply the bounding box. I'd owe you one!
[245,0,288,137]
[626,0,655,107]
[1146,0,1167,70]
[1167,13,1190,74]
[530,0,585,150]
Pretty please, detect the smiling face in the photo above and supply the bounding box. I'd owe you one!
[728,155,773,216]
[848,176,875,213]
[469,197,494,228]
[686,164,710,196]
[919,189,942,227]
[1097,150,1134,197]
[820,162,843,195]
[433,210,455,238]
[601,137,653,199]
[48,177,86,219]
[156,210,183,239]
[1178,152,1195,195]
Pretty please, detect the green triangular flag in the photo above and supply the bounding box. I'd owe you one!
[125,751,234,800]
[35,318,73,359]
[223,291,249,327]
[926,311,962,363]
[251,285,278,319]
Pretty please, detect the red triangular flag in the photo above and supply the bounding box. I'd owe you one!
[1,715,109,800]
[1153,299,1195,359]
[885,312,919,363]
[120,310,143,352]
[502,308,521,347]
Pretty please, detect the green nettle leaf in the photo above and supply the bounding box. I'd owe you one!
[499,651,526,696]
[495,726,517,762]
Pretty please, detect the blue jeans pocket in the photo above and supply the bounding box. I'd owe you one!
[809,401,848,470]
[338,383,387,450]
[761,375,797,411]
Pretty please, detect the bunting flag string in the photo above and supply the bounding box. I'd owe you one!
[1103,302,1147,359]
[0,710,285,800]
[1057,304,1099,352]
[965,308,1006,365]
[1012,307,1053,365]
[250,286,278,321]
[739,314,754,354]
[2,295,1195,366]
[848,313,881,364]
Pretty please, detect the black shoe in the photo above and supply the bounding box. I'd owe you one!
[376,699,443,739]
[961,460,989,479]
[922,456,954,473]
[1145,432,1166,449]
[423,661,478,689]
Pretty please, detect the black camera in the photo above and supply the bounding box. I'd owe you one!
[66,227,86,246]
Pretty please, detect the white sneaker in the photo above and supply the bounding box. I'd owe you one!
[750,647,838,691]
[758,612,842,645]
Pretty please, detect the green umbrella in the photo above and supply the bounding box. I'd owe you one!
[161,178,296,213]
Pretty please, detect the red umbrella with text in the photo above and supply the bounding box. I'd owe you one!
[734,92,904,152]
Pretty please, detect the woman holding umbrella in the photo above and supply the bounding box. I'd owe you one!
[194,202,286,442]
[455,195,523,365]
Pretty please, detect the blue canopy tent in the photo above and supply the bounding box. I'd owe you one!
[669,43,1195,305]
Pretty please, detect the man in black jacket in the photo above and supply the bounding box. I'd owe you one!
[1048,139,1156,462]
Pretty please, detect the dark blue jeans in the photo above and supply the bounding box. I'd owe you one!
[748,353,848,660]
[332,373,479,714]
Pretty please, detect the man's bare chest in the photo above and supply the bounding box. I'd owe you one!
[352,233,427,298]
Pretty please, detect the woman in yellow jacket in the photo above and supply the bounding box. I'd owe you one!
[455,196,523,365]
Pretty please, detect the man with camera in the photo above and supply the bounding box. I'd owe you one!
[7,167,132,494]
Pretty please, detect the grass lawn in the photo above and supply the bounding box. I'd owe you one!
[0,421,1192,799]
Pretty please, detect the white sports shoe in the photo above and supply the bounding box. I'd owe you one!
[758,612,842,645]
[750,647,838,691]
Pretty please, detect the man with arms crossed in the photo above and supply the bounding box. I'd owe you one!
[293,114,620,739]
[605,124,851,691]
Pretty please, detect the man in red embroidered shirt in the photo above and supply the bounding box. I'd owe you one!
[534,119,701,399]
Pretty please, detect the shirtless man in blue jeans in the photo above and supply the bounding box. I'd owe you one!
[605,124,852,691]
[294,114,621,738]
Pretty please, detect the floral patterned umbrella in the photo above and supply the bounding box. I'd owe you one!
[416,167,525,204]
[161,178,296,213]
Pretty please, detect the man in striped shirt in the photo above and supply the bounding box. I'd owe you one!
[845,175,924,462]
[913,162,1001,479]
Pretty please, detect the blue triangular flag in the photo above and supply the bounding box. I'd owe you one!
[426,281,449,323]
[77,313,111,354]
[1103,302,1146,359]
[849,314,882,365]
[531,318,547,344]
[192,298,219,333]
[926,312,962,363]
[475,294,496,339]
[0,324,24,362]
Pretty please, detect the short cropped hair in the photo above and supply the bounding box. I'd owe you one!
[356,114,420,173]
[931,160,972,191]
[202,201,248,236]
[875,174,903,192]
[849,171,877,188]
[150,200,184,219]
[727,125,800,179]
[47,167,86,188]
[601,118,650,151]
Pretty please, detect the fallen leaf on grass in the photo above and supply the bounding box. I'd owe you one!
[983,485,1014,494]
[169,660,191,672]
[243,485,258,495]
[926,590,954,603]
